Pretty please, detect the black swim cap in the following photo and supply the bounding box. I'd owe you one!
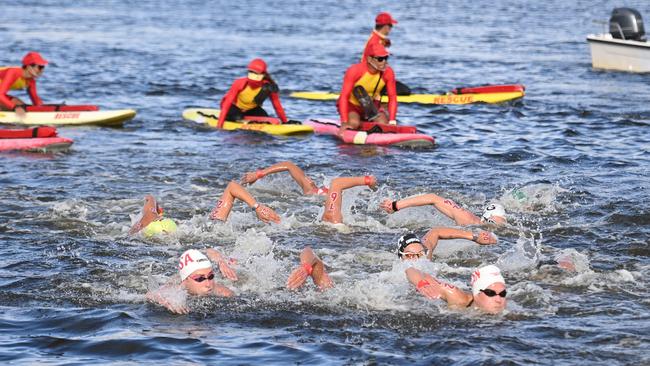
[397,233,421,258]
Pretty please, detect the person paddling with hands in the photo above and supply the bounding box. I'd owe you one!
[337,43,398,136]
[381,193,507,226]
[147,248,237,314]
[286,246,334,291]
[0,52,48,117]
[405,264,508,314]
[209,181,281,224]
[217,58,290,128]
[240,161,377,224]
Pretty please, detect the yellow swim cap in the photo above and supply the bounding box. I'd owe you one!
[142,218,177,237]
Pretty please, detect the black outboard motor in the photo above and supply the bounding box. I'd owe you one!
[609,8,645,41]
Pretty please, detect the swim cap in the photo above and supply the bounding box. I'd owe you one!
[248,58,267,74]
[178,249,213,281]
[482,203,506,222]
[397,233,421,258]
[375,12,398,25]
[142,218,177,237]
[22,51,48,66]
[368,43,390,57]
[470,265,505,296]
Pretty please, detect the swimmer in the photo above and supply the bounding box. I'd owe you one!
[397,230,497,261]
[209,181,280,224]
[405,264,508,314]
[381,192,507,226]
[286,246,333,291]
[146,248,237,314]
[241,161,377,224]
[129,194,177,237]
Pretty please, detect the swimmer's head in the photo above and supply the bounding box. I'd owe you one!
[470,265,507,314]
[481,203,507,225]
[397,233,426,260]
[179,249,214,296]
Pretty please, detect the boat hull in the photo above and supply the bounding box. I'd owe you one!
[587,34,650,73]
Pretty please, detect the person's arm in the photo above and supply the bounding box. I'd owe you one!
[0,68,21,110]
[218,79,245,128]
[269,91,288,123]
[209,181,280,223]
[422,227,498,260]
[322,175,376,224]
[380,193,481,226]
[338,66,358,125]
[405,267,472,307]
[241,161,317,194]
[384,68,397,123]
[205,248,238,281]
[146,280,190,314]
[27,78,43,106]
[287,246,333,290]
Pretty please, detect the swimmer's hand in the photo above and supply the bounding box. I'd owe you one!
[416,282,442,300]
[380,198,396,213]
[286,264,310,290]
[473,230,498,245]
[146,290,189,315]
[255,204,280,224]
[365,175,378,191]
[240,171,258,185]
[206,248,238,281]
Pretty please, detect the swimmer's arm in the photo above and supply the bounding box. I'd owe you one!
[422,227,497,259]
[405,268,472,307]
[329,175,376,192]
[210,181,280,223]
[212,283,235,297]
[241,161,316,194]
[287,246,333,290]
[322,176,376,224]
[383,194,480,226]
[146,282,189,314]
[205,248,238,281]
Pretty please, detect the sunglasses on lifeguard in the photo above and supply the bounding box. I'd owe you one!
[190,272,215,283]
[480,289,507,298]
[373,56,389,62]
[30,64,45,70]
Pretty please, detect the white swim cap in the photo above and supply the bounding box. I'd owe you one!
[178,249,212,281]
[482,203,506,222]
[470,265,505,296]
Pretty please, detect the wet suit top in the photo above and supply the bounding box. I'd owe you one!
[338,62,397,123]
[218,77,288,128]
[0,66,43,109]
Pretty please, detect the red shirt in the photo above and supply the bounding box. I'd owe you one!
[361,31,390,63]
[0,67,43,109]
[218,77,287,128]
[338,62,397,123]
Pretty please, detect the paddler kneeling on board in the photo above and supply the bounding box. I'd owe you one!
[0,51,48,118]
[240,161,377,224]
[146,248,237,314]
[217,58,290,128]
[337,43,398,137]
[129,194,178,237]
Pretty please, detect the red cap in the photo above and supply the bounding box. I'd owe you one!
[368,43,390,57]
[22,51,48,66]
[247,58,267,73]
[375,12,398,25]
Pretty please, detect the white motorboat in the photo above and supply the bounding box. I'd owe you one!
[587,8,650,73]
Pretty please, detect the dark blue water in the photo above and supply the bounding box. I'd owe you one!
[1,0,649,364]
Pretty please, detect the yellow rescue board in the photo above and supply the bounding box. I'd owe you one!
[182,108,314,136]
[0,109,136,126]
[290,91,524,105]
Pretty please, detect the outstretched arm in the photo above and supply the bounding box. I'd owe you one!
[146,280,190,315]
[209,181,280,224]
[380,193,481,226]
[405,267,472,307]
[205,248,238,281]
[322,175,377,224]
[422,227,498,260]
[241,161,318,194]
[287,246,333,290]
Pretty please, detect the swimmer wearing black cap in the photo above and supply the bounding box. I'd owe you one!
[397,229,497,261]
[381,192,507,226]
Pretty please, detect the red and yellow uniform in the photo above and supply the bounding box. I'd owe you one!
[337,62,397,123]
[217,58,287,128]
[361,31,391,63]
[0,67,43,110]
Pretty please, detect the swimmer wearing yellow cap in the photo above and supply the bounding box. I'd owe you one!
[129,194,178,237]
[381,192,507,226]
